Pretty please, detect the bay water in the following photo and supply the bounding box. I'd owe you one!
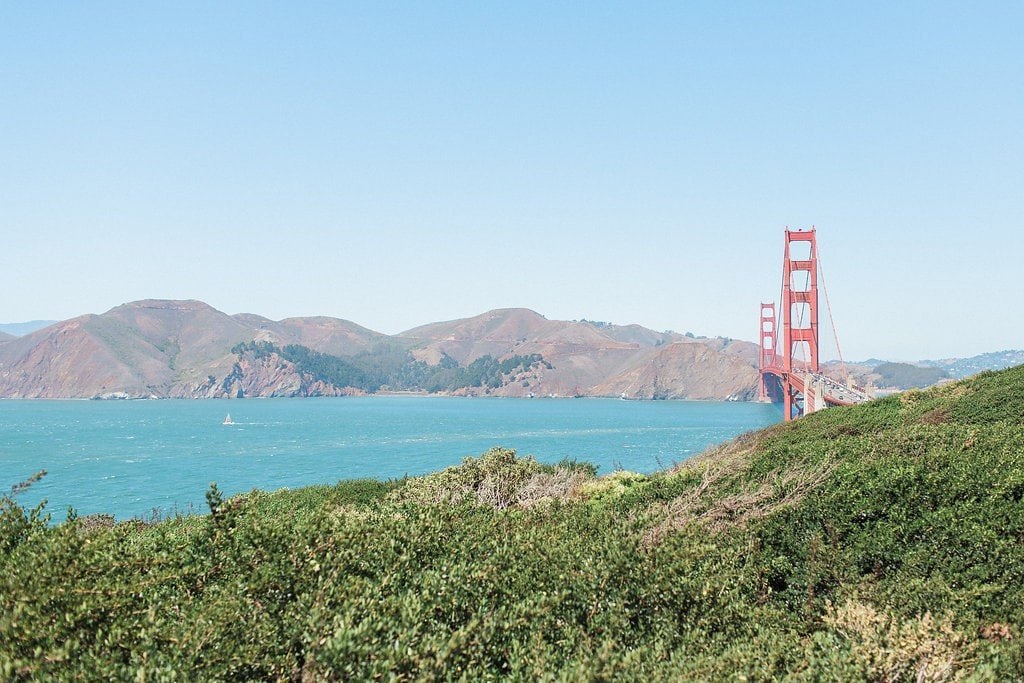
[0,397,780,520]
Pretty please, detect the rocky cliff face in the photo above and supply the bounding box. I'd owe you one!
[166,350,356,398]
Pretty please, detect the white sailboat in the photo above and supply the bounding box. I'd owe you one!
[223,413,233,425]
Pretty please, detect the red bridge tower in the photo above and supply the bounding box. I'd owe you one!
[781,228,819,418]
[758,302,777,401]
[759,228,869,420]
[759,228,821,420]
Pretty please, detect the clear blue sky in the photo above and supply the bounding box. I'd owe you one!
[2,3,1021,361]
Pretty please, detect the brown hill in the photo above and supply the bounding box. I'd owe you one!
[399,308,556,364]
[598,323,680,347]
[698,335,760,367]
[399,309,759,400]
[591,341,760,400]
[233,313,392,357]
[0,300,386,399]
[0,331,14,342]
[0,314,146,398]
[0,301,250,398]
[0,301,761,400]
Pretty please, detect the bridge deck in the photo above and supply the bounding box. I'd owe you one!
[762,365,871,408]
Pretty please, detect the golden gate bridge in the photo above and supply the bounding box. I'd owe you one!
[758,228,870,421]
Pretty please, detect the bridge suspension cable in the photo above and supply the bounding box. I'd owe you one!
[816,240,850,386]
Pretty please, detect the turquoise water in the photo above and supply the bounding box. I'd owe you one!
[0,397,781,520]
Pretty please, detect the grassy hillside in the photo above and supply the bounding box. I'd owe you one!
[3,367,1023,679]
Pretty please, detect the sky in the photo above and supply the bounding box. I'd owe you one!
[2,2,1021,361]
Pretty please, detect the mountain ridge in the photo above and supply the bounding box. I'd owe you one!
[0,320,60,337]
[0,300,759,400]
[3,301,1019,399]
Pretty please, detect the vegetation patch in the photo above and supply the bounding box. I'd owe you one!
[388,446,595,509]
[813,599,975,681]
[3,366,1024,679]
[231,341,551,394]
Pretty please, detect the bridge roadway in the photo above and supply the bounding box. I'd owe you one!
[763,363,871,409]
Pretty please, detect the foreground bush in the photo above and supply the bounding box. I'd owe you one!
[2,367,1024,679]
